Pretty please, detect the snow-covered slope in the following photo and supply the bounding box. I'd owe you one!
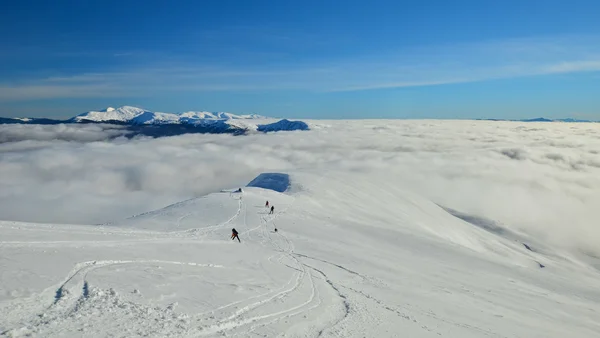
[130,111,180,125]
[1,171,599,337]
[71,106,150,123]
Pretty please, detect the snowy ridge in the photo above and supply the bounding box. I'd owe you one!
[71,106,150,123]
[180,111,265,120]
[130,111,180,125]
[1,171,599,337]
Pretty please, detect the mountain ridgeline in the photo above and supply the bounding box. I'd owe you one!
[1,106,310,137]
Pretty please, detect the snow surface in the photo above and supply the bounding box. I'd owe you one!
[130,111,181,125]
[1,170,600,337]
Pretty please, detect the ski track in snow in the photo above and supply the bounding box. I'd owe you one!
[200,195,327,336]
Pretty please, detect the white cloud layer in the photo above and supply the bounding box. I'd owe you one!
[0,124,131,143]
[0,120,599,257]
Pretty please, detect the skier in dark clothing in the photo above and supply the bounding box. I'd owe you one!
[269,206,274,215]
[231,228,240,243]
[265,200,269,207]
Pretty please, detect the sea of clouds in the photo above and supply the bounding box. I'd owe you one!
[1,120,599,256]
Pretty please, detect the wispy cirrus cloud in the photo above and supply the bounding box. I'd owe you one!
[1,35,599,100]
[540,60,600,74]
[0,84,125,101]
[0,67,336,101]
[324,35,600,91]
[326,59,600,92]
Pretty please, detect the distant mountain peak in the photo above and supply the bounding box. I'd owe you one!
[478,117,595,123]
[71,106,150,122]
[257,119,310,132]
[522,117,554,122]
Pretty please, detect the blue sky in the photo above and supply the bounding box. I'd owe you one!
[1,0,599,119]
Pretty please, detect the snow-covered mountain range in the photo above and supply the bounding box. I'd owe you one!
[71,106,267,124]
[1,106,309,135]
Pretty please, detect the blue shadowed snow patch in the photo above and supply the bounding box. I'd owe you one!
[246,173,291,192]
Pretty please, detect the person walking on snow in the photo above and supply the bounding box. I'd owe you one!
[231,228,240,243]
[265,200,269,207]
[269,206,274,215]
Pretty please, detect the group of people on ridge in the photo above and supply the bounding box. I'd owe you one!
[231,200,275,243]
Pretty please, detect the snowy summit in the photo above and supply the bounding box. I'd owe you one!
[71,106,150,123]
